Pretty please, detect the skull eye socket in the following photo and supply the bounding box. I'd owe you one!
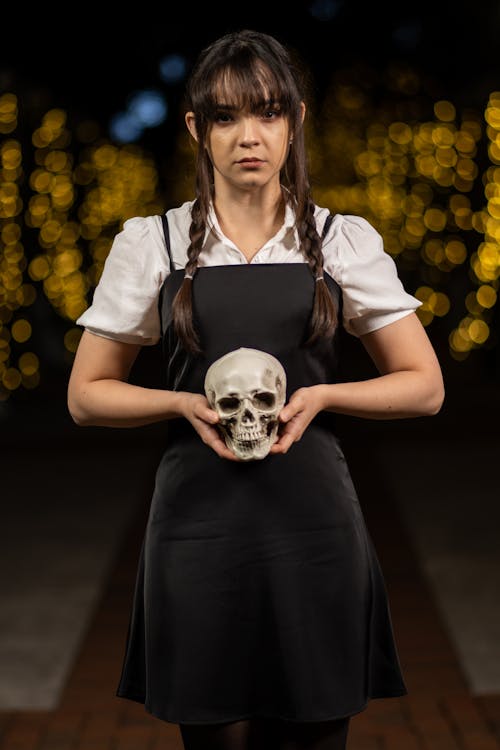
[217,396,241,414]
[253,391,276,410]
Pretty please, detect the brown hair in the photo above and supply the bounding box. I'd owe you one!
[172,29,337,354]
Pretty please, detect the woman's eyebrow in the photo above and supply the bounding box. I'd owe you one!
[214,100,281,111]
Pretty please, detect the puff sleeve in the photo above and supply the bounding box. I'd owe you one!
[322,214,422,337]
[75,216,169,345]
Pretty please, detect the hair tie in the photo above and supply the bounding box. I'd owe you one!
[184,271,194,280]
[315,275,324,282]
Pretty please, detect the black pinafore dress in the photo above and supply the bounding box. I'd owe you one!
[116,213,408,725]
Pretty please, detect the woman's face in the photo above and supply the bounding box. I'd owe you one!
[186,96,305,194]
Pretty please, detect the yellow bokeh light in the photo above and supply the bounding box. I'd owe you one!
[434,100,456,122]
[0,92,17,123]
[1,222,21,244]
[30,169,55,193]
[465,291,482,314]
[416,308,434,326]
[424,207,447,232]
[468,319,489,343]
[445,239,467,264]
[1,140,22,170]
[40,220,63,245]
[16,284,37,307]
[21,371,40,389]
[45,151,71,172]
[28,256,51,281]
[92,144,118,170]
[415,154,436,177]
[487,191,500,212]
[422,239,445,265]
[355,151,382,177]
[476,285,497,308]
[415,286,434,302]
[433,166,454,187]
[455,130,476,154]
[43,108,66,131]
[52,249,83,277]
[11,319,32,342]
[488,142,500,164]
[485,104,500,129]
[32,127,53,148]
[64,327,83,352]
[428,292,450,316]
[2,367,22,390]
[388,122,412,145]
[405,217,426,238]
[453,207,473,230]
[18,352,39,376]
[455,158,478,179]
[432,125,455,147]
[435,147,457,168]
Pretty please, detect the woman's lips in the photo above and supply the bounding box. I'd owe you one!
[237,158,264,167]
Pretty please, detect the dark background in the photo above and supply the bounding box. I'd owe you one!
[1,3,500,733]
[1,0,500,428]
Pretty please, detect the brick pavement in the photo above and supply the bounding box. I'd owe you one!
[1,435,499,750]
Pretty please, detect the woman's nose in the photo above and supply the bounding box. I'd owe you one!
[239,117,260,145]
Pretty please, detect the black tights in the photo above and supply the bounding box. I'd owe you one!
[179,715,350,750]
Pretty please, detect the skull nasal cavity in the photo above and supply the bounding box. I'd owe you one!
[242,409,256,422]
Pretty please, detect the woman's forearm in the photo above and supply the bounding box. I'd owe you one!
[68,379,189,428]
[316,369,444,420]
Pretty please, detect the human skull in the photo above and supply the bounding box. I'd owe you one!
[204,347,287,461]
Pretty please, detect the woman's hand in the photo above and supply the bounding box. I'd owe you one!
[180,392,242,461]
[269,385,325,455]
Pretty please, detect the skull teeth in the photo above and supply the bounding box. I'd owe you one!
[235,433,266,445]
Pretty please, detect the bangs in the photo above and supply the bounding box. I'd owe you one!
[195,54,296,120]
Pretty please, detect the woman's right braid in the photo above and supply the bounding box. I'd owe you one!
[171,197,207,354]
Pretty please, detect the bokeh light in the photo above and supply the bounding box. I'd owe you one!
[159,54,188,84]
[1,54,500,400]
[0,95,164,400]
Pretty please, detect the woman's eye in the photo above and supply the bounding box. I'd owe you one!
[262,109,281,119]
[215,112,233,123]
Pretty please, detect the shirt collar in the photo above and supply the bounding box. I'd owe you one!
[204,194,297,250]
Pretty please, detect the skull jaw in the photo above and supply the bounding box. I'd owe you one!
[220,423,279,461]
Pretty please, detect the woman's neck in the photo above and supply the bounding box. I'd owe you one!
[210,184,288,262]
[213,183,286,240]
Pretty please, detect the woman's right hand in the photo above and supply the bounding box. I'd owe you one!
[180,392,242,461]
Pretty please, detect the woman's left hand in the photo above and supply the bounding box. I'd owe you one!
[269,385,325,455]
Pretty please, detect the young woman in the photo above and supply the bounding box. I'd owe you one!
[68,29,444,750]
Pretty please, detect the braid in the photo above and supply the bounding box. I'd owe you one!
[296,197,338,344]
[171,198,207,355]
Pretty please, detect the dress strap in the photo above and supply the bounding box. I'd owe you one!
[160,213,174,269]
[321,213,335,241]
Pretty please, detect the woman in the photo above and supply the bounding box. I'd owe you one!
[68,29,444,750]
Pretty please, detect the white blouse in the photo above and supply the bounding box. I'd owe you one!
[76,200,422,345]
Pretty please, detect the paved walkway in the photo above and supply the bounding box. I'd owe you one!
[1,434,499,748]
[0,366,499,748]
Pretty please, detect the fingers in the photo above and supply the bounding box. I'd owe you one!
[196,419,242,461]
[279,393,305,423]
[269,433,296,454]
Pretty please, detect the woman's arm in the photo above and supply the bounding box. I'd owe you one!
[270,312,444,455]
[67,330,187,427]
[317,312,445,419]
[67,330,240,460]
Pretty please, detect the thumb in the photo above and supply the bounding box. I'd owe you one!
[280,406,290,422]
